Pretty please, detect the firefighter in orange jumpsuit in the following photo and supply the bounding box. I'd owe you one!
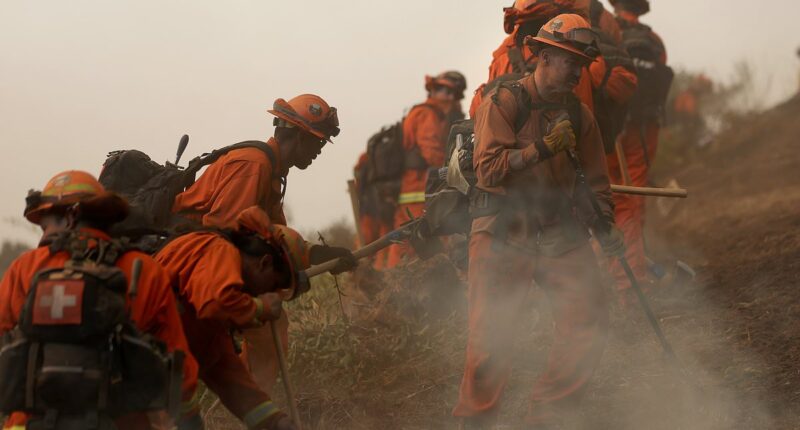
[353,152,391,269]
[470,0,585,117]
[454,15,624,429]
[0,171,200,430]
[469,0,638,124]
[385,72,464,267]
[606,0,670,300]
[171,94,356,391]
[156,207,308,430]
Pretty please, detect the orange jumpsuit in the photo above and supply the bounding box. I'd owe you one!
[354,153,391,269]
[173,138,287,227]
[606,11,668,291]
[0,228,199,430]
[454,76,610,425]
[155,232,285,428]
[172,137,288,393]
[385,99,450,267]
[590,6,638,106]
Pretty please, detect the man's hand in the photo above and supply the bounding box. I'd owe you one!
[542,119,577,157]
[253,293,283,323]
[597,225,626,258]
[309,244,358,275]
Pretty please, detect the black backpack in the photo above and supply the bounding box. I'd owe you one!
[589,0,635,153]
[361,105,444,222]
[0,231,184,429]
[618,19,674,123]
[99,137,279,237]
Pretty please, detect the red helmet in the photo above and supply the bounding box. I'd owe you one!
[425,71,467,100]
[526,14,599,62]
[24,170,128,225]
[268,94,340,142]
[502,0,585,34]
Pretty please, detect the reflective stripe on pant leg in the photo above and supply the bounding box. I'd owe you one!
[243,401,281,429]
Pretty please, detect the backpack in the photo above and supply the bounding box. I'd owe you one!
[99,138,279,237]
[0,231,184,428]
[589,0,635,153]
[618,19,674,123]
[361,104,445,222]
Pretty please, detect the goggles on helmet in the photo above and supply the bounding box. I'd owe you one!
[538,27,600,58]
[271,100,340,139]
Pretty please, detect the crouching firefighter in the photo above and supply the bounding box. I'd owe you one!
[155,206,311,430]
[453,15,625,429]
[0,171,198,430]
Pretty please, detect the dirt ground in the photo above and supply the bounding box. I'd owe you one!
[205,95,800,429]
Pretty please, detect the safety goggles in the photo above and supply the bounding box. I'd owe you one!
[433,86,457,96]
[538,27,600,57]
[271,101,341,140]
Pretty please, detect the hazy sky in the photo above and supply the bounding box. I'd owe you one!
[2,0,798,244]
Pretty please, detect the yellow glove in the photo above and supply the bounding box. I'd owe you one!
[541,119,577,158]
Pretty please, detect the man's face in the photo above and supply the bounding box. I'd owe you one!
[542,49,587,95]
[292,131,326,170]
[431,86,456,104]
[241,253,291,297]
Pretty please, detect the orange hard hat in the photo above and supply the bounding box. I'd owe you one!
[425,71,467,99]
[270,224,311,300]
[608,0,650,15]
[235,206,311,300]
[268,94,340,142]
[502,0,584,34]
[526,14,599,62]
[24,170,129,225]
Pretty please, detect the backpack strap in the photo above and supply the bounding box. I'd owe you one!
[492,81,533,134]
[565,96,583,147]
[185,140,286,202]
[186,141,279,179]
[48,230,132,267]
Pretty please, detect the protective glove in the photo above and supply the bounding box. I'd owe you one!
[309,244,358,275]
[597,225,626,258]
[510,119,577,170]
[539,119,577,159]
[257,411,296,430]
[252,293,283,324]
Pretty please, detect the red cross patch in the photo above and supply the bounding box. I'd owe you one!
[33,279,84,325]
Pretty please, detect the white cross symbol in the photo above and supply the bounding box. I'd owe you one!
[39,285,78,319]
